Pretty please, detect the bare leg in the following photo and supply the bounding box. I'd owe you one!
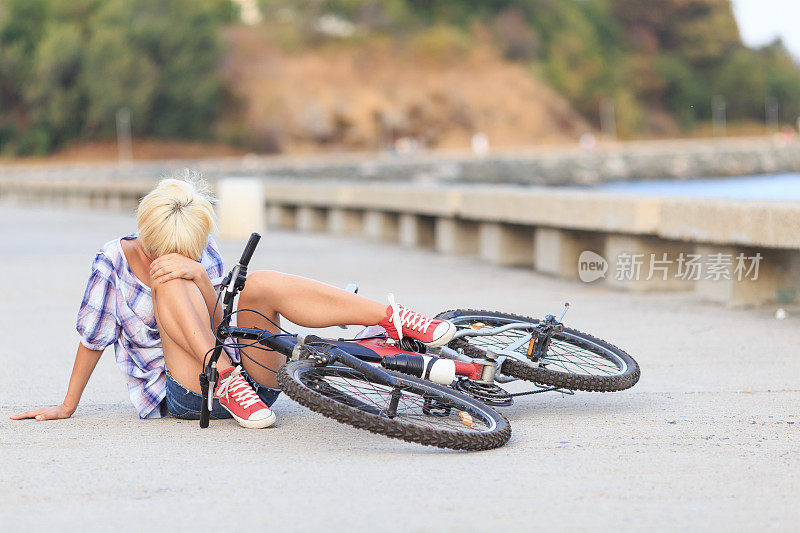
[152,278,232,393]
[240,271,386,327]
[236,270,387,387]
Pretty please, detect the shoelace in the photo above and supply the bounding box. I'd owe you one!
[216,367,263,410]
[387,293,434,340]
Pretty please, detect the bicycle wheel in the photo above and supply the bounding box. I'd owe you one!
[277,360,511,451]
[435,309,640,392]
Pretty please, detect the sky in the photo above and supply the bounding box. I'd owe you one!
[732,0,800,60]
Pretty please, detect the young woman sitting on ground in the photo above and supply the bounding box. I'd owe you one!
[11,176,456,428]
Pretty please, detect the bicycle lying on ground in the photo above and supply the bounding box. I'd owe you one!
[200,234,640,451]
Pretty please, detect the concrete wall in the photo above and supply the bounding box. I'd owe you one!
[257,181,800,306]
[2,176,799,307]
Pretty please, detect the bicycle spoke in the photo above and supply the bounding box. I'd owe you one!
[300,369,493,434]
[452,317,625,377]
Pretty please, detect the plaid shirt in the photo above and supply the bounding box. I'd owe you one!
[76,234,225,419]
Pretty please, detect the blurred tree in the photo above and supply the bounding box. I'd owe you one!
[0,0,227,155]
[30,22,90,140]
[760,40,800,123]
[607,0,743,129]
[674,0,740,68]
[714,48,767,120]
[84,0,223,138]
[82,24,159,136]
[0,0,48,153]
[655,54,708,127]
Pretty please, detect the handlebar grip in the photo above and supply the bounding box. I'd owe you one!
[302,334,324,345]
[238,232,261,267]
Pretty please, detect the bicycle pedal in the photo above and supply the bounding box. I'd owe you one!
[398,337,426,353]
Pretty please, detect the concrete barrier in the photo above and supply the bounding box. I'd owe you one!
[479,223,535,267]
[217,178,265,240]
[2,176,799,307]
[255,180,800,306]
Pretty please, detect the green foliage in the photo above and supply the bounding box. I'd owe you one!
[0,0,227,155]
[29,23,86,143]
[0,0,47,114]
[761,41,800,122]
[84,0,222,138]
[655,54,708,127]
[714,48,767,119]
[613,88,643,138]
[675,6,740,67]
[409,25,470,61]
[0,0,47,54]
[4,0,800,153]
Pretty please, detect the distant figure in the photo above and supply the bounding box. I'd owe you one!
[780,126,796,146]
[395,137,422,154]
[580,132,597,152]
[471,132,490,157]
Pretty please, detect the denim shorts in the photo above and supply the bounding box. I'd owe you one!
[165,370,281,420]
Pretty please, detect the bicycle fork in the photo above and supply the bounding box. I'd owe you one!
[199,344,225,429]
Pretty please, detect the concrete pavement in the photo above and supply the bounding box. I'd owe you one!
[0,204,798,532]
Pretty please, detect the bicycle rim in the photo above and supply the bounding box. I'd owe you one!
[278,361,511,450]
[436,309,640,392]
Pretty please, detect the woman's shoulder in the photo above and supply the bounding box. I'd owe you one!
[91,234,135,273]
[201,235,226,280]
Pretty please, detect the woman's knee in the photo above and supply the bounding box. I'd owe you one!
[153,277,199,301]
[242,270,285,302]
[152,278,207,319]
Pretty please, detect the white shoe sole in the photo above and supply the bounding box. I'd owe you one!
[227,408,276,429]
[424,322,457,348]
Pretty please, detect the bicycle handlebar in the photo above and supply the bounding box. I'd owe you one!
[238,232,261,267]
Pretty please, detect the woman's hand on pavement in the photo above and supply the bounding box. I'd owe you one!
[10,404,75,421]
[150,253,205,285]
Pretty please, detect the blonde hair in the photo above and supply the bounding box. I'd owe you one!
[136,172,217,260]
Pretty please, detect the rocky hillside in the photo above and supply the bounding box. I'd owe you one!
[220,26,590,153]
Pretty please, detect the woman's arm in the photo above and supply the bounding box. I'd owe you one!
[10,343,103,420]
[150,253,223,328]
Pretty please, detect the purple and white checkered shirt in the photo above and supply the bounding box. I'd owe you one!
[76,234,225,419]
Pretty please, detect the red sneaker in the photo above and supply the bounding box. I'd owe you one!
[378,293,456,348]
[215,366,276,429]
